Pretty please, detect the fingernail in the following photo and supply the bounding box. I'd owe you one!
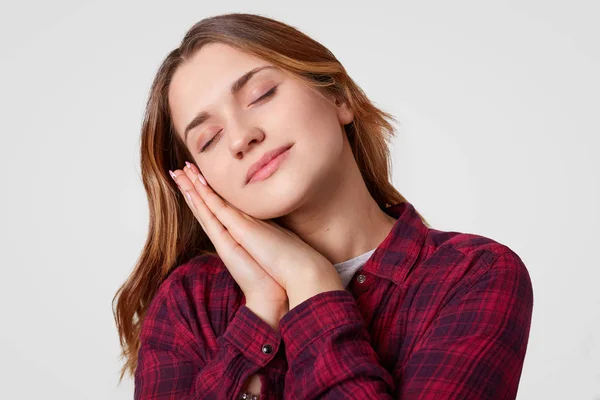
[197,173,207,186]
[185,161,192,170]
[169,170,178,181]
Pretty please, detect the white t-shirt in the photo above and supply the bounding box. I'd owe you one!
[333,248,377,289]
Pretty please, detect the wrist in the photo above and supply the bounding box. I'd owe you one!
[287,278,345,311]
[245,301,288,331]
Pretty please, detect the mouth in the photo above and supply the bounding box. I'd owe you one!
[246,144,293,185]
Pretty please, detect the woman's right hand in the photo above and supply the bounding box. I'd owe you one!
[170,165,289,329]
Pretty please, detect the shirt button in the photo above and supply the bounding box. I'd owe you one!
[261,344,273,354]
[356,274,366,284]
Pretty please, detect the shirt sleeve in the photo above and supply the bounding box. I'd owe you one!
[278,289,396,398]
[278,249,534,399]
[134,280,283,400]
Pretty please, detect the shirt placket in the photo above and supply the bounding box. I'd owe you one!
[347,269,375,298]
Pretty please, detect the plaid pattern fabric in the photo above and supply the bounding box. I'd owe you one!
[134,201,534,399]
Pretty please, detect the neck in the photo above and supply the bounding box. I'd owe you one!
[273,138,397,265]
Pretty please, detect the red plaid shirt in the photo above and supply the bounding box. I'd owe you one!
[134,201,534,399]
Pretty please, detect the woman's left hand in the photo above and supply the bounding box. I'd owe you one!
[172,161,345,311]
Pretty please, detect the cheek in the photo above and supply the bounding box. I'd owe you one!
[194,160,230,194]
[206,177,234,205]
[293,101,337,139]
[298,101,345,151]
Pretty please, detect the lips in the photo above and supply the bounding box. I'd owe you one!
[246,144,293,184]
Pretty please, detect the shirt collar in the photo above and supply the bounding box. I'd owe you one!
[360,201,429,284]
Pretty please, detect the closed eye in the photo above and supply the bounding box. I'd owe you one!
[200,130,221,152]
[251,85,277,105]
[199,86,278,153]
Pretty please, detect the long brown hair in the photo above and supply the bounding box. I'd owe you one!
[112,12,429,384]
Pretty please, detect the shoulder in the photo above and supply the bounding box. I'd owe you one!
[420,228,532,294]
[426,227,511,258]
[140,253,237,340]
[160,253,230,295]
[150,253,243,302]
[426,227,525,266]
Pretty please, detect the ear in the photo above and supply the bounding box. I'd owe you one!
[332,95,354,126]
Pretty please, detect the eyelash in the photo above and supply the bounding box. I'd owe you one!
[199,86,278,152]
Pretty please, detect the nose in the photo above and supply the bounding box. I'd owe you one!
[229,125,266,159]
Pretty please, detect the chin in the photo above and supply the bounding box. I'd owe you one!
[239,174,312,220]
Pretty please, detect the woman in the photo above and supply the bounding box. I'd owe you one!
[113,12,534,400]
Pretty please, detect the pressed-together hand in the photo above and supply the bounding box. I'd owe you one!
[169,161,345,315]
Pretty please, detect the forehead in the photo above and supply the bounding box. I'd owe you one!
[168,43,275,138]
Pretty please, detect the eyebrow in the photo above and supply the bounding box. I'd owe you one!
[183,65,277,143]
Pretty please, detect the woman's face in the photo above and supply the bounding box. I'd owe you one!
[168,42,354,220]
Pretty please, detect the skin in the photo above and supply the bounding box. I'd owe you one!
[168,42,397,268]
[168,42,398,396]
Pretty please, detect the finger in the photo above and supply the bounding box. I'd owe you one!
[181,163,282,281]
[183,162,256,240]
[184,191,206,231]
[179,165,247,244]
[172,169,220,236]
[183,162,238,214]
[173,166,272,287]
[171,170,206,230]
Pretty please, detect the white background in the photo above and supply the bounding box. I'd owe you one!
[1,1,598,399]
